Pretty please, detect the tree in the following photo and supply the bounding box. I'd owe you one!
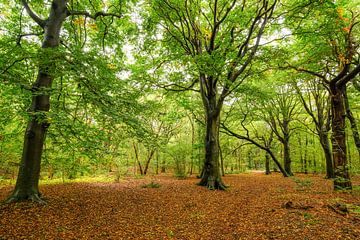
[264,90,299,176]
[285,0,360,189]
[6,0,123,203]
[150,0,277,189]
[293,79,334,178]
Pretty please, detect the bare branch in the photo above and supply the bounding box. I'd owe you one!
[16,31,44,45]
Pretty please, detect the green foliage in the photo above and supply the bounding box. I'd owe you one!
[291,177,313,191]
[0,0,360,185]
[141,181,161,188]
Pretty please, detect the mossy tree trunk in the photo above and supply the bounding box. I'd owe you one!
[330,87,352,190]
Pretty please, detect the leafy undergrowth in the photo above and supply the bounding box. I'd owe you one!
[1,173,360,240]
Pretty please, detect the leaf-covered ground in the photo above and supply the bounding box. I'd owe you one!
[1,173,360,240]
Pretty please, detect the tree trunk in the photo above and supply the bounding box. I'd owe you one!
[219,143,225,177]
[298,135,304,173]
[304,135,308,174]
[283,137,293,176]
[198,111,226,190]
[143,149,155,175]
[319,130,334,178]
[6,0,67,203]
[161,155,166,173]
[344,87,360,160]
[265,152,271,175]
[133,143,143,175]
[331,88,352,190]
[189,115,195,175]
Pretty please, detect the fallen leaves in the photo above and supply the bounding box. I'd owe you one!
[0,173,359,239]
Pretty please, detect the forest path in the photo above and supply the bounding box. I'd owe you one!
[1,173,360,239]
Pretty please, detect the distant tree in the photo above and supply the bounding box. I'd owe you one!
[293,80,334,178]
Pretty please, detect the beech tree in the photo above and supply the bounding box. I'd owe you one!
[150,0,277,189]
[6,0,123,203]
[285,0,360,189]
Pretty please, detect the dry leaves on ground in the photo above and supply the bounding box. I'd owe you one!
[0,173,360,240]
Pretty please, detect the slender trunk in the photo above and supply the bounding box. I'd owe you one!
[143,149,155,175]
[331,87,352,190]
[7,0,68,203]
[298,136,304,173]
[344,87,360,160]
[161,158,166,173]
[156,150,159,175]
[189,115,195,175]
[319,131,334,178]
[304,135,308,174]
[265,152,271,175]
[133,143,143,175]
[219,143,225,176]
[283,137,293,176]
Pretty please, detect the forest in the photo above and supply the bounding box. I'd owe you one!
[1,0,360,239]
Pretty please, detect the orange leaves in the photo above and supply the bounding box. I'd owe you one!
[72,17,98,31]
[336,7,353,34]
[342,26,351,33]
[73,17,85,26]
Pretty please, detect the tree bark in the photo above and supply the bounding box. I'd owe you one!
[6,0,68,203]
[344,87,360,160]
[198,108,226,190]
[283,134,293,176]
[265,152,271,175]
[319,130,333,178]
[331,87,352,190]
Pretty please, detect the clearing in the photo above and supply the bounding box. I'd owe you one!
[1,173,360,240]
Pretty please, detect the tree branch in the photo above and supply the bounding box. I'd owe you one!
[67,11,122,19]
[21,0,46,28]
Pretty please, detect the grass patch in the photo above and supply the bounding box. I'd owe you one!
[291,177,313,191]
[141,181,161,188]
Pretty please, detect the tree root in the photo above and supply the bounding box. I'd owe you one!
[198,178,228,190]
[326,203,348,216]
[4,193,46,205]
[282,201,314,210]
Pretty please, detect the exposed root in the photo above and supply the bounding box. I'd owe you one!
[4,193,46,205]
[282,201,314,210]
[197,178,228,190]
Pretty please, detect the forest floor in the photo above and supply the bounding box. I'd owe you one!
[1,173,360,240]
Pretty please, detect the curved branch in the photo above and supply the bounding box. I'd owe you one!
[67,11,122,20]
[21,0,46,28]
[220,123,289,177]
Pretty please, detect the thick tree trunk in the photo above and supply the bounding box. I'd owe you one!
[331,88,352,190]
[198,111,226,190]
[6,0,67,203]
[283,137,293,176]
[319,131,334,178]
